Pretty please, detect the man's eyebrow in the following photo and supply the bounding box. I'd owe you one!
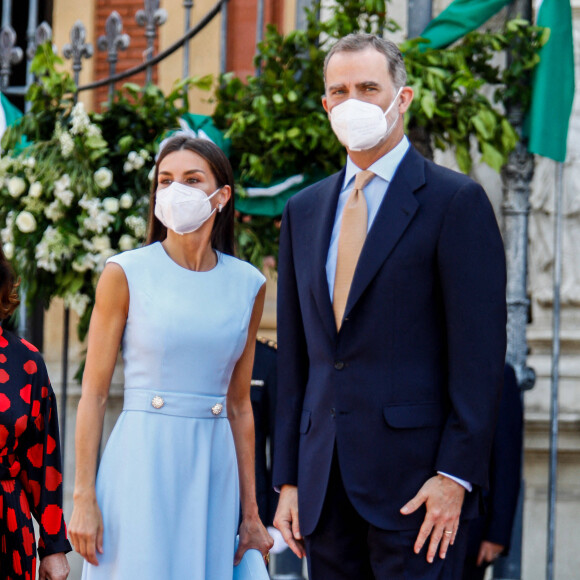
[327,82,347,92]
[356,81,381,89]
[327,81,381,92]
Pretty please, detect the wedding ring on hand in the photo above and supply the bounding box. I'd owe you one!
[264,552,270,564]
[444,530,453,535]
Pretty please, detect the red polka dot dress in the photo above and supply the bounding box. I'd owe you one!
[0,326,71,579]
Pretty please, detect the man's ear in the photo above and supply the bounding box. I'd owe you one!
[399,87,414,114]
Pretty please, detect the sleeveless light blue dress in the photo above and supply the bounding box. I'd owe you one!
[81,241,265,579]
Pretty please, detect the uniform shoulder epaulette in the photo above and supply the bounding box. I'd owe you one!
[257,336,277,350]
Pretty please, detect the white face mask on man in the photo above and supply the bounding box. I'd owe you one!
[329,87,403,151]
[154,181,222,235]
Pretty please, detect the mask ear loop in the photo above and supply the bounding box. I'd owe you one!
[383,87,404,140]
[384,87,404,118]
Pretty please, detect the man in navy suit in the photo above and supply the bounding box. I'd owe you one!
[272,33,507,580]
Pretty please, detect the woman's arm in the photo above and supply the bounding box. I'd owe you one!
[227,283,273,564]
[68,263,129,566]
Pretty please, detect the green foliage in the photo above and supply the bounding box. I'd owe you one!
[213,0,399,186]
[403,18,546,171]
[212,0,544,263]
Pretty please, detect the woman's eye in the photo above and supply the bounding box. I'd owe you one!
[187,177,200,184]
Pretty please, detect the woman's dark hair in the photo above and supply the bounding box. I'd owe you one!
[0,241,20,320]
[145,135,236,256]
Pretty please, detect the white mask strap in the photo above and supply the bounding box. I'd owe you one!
[384,87,403,118]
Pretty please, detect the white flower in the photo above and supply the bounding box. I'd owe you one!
[118,234,135,251]
[103,197,120,214]
[45,200,65,222]
[23,157,36,169]
[64,292,91,317]
[86,124,102,139]
[70,102,91,135]
[28,182,43,198]
[7,176,27,197]
[59,132,75,158]
[94,167,113,189]
[133,156,145,170]
[3,242,14,259]
[139,149,150,160]
[35,226,73,273]
[72,253,96,272]
[84,211,114,234]
[96,248,116,272]
[123,161,133,174]
[148,167,155,181]
[92,235,111,252]
[119,193,133,209]
[1,227,13,244]
[55,188,74,207]
[15,211,37,233]
[55,174,71,192]
[125,215,147,239]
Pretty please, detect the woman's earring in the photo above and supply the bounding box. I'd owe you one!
[218,203,223,213]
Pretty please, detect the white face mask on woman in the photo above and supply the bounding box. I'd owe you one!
[329,87,403,151]
[154,181,222,235]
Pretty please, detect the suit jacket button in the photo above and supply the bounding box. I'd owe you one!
[334,361,345,370]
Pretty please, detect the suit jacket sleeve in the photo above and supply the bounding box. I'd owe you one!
[272,202,309,488]
[435,181,507,488]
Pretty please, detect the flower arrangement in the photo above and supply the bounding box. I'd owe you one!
[0,101,151,326]
[0,44,208,339]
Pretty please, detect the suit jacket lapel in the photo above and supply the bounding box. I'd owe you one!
[343,147,425,321]
[310,169,345,341]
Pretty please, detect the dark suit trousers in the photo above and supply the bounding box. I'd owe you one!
[305,453,469,580]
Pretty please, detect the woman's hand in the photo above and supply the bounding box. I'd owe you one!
[234,515,274,566]
[68,494,104,566]
[38,552,70,580]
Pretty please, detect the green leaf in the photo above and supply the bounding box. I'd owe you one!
[471,110,496,140]
[455,145,472,174]
[420,92,436,119]
[500,118,519,153]
[480,142,505,172]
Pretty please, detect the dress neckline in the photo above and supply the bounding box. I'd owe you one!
[154,241,222,274]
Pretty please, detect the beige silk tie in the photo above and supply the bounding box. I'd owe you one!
[333,169,375,330]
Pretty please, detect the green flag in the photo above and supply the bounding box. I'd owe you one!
[526,0,575,161]
[0,93,22,140]
[419,0,511,49]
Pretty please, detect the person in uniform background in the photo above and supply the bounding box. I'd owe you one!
[462,364,523,580]
[251,336,279,527]
[251,337,305,578]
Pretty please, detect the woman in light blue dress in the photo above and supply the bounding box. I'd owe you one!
[69,136,273,578]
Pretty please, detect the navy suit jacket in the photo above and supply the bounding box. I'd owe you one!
[273,145,507,537]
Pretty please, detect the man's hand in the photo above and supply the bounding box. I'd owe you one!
[477,541,504,566]
[400,474,466,563]
[273,484,306,559]
[38,553,70,580]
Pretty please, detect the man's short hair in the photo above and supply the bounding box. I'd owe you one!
[324,33,407,90]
